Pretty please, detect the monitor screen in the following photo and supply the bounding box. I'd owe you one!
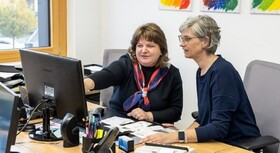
[19,49,88,127]
[0,82,20,153]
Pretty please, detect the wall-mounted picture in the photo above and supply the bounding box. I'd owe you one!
[251,0,280,14]
[200,0,240,13]
[159,0,192,11]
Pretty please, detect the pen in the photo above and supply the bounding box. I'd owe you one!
[145,143,189,151]
[85,122,89,138]
[89,115,96,138]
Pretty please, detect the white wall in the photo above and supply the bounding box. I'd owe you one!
[67,0,102,64]
[68,0,280,129]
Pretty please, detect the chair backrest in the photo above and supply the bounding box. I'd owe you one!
[99,49,127,107]
[243,60,280,153]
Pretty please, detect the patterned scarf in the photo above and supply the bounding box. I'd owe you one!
[123,62,170,111]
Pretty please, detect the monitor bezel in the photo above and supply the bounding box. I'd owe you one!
[0,82,20,153]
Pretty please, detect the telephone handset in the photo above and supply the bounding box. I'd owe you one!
[89,126,119,153]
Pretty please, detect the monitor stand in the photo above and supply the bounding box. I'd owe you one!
[29,106,62,141]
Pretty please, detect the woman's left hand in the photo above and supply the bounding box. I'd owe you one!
[127,108,152,121]
[139,132,178,144]
[162,123,175,128]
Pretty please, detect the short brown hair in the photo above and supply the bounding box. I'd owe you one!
[128,23,169,68]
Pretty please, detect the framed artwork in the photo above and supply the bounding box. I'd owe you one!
[159,0,193,11]
[200,0,241,13]
[251,0,280,14]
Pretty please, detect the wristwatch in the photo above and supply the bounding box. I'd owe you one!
[178,130,185,143]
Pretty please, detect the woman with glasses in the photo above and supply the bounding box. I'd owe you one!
[84,23,183,124]
[140,15,260,146]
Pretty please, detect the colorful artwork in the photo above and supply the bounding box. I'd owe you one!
[160,0,192,11]
[251,0,280,14]
[200,0,240,13]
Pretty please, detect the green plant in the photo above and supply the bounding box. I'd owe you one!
[0,0,37,48]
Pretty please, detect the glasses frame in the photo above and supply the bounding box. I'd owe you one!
[178,35,203,44]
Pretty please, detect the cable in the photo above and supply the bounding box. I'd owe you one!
[17,99,48,135]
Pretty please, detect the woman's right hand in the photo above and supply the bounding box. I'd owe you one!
[84,78,95,95]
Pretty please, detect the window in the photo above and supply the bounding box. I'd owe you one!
[0,0,66,63]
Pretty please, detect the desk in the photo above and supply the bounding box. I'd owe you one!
[12,133,253,153]
[11,103,253,153]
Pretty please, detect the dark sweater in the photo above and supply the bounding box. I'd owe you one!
[88,54,183,123]
[195,55,260,146]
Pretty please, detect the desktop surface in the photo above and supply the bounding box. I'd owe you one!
[13,132,253,153]
[12,102,253,153]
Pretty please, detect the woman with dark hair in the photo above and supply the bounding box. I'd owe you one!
[84,23,183,123]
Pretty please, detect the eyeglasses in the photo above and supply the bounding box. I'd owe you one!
[178,35,202,43]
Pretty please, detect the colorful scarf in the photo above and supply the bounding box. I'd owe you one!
[123,62,170,111]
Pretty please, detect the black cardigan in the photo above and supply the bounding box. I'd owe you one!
[88,54,183,123]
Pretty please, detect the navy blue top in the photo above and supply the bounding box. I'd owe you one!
[195,55,260,145]
[88,54,183,123]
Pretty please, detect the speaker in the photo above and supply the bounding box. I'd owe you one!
[61,113,79,147]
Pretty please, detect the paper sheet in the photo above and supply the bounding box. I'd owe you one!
[0,72,18,79]
[101,116,134,126]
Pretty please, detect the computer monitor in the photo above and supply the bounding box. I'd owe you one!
[0,82,20,153]
[19,49,88,140]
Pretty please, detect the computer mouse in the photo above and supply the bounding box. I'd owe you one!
[91,107,105,117]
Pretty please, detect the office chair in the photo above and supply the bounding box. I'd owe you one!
[99,49,127,107]
[191,60,280,153]
[236,60,280,153]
